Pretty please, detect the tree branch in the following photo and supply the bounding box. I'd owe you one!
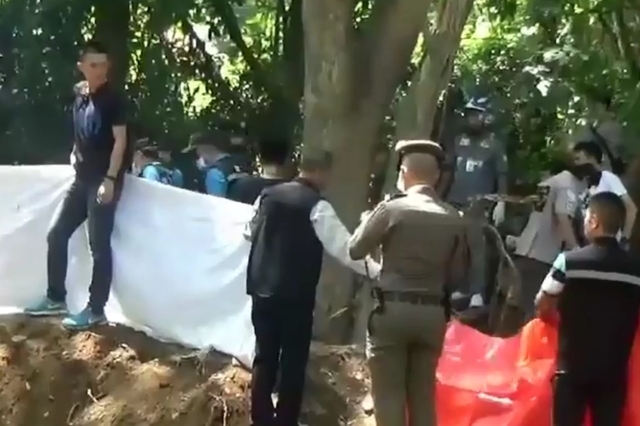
[356,0,434,118]
[206,0,272,93]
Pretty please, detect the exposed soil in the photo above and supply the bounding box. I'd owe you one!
[0,315,374,426]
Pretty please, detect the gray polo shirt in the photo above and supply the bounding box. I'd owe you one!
[447,133,507,206]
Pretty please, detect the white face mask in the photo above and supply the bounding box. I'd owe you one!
[196,157,207,169]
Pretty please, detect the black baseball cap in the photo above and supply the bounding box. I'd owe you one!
[183,130,231,153]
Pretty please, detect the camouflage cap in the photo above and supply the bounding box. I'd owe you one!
[394,139,445,163]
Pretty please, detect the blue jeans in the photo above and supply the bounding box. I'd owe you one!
[46,177,121,315]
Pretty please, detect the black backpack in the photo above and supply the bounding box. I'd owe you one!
[197,155,250,196]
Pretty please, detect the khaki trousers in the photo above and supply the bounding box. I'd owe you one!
[367,301,447,426]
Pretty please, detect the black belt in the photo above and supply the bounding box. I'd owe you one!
[381,291,442,306]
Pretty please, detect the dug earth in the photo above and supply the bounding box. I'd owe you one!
[0,316,374,426]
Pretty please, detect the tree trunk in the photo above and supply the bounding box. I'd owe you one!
[383,0,474,194]
[302,0,433,342]
[94,0,130,89]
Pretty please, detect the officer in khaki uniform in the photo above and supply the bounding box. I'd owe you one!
[348,139,469,426]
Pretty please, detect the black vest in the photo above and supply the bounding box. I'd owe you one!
[557,238,640,380]
[246,178,324,302]
[227,176,289,205]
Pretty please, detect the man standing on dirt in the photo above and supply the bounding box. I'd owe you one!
[446,99,507,309]
[244,151,380,426]
[535,191,640,426]
[25,40,130,330]
[349,140,468,426]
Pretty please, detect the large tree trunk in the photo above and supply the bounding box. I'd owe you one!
[94,0,130,89]
[302,0,434,342]
[383,0,474,194]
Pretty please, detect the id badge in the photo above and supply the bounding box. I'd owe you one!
[465,159,475,172]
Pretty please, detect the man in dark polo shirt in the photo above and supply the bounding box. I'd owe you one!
[535,191,640,426]
[244,151,380,426]
[227,138,291,205]
[26,40,130,330]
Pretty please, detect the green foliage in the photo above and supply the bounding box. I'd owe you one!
[0,0,304,164]
[457,0,640,183]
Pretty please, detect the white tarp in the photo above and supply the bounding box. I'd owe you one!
[0,165,256,366]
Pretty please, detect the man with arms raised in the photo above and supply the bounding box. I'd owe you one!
[26,40,130,330]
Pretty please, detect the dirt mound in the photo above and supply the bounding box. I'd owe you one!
[0,315,373,426]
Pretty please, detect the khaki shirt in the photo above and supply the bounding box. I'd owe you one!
[515,171,584,264]
[348,185,469,296]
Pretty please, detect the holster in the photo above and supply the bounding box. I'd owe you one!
[441,287,452,321]
[368,286,386,335]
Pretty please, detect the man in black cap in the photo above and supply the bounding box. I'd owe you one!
[131,138,181,187]
[244,150,380,426]
[186,131,246,197]
[227,138,291,205]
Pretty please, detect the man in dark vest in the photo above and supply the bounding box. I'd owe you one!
[227,138,291,205]
[535,191,640,426]
[244,151,380,426]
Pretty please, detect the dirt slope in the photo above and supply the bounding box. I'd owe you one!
[0,315,373,426]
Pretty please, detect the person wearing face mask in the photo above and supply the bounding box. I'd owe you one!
[571,141,637,248]
[535,191,640,426]
[446,99,508,309]
[131,139,179,187]
[185,131,248,197]
[243,150,380,426]
[349,140,469,426]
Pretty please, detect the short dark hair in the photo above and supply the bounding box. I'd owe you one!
[139,146,160,160]
[259,139,291,166]
[573,140,603,164]
[80,40,109,58]
[588,191,626,234]
[299,151,333,172]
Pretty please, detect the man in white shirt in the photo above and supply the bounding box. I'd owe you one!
[244,151,380,426]
[572,141,636,247]
[510,165,585,318]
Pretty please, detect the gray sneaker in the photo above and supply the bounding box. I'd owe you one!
[24,298,68,317]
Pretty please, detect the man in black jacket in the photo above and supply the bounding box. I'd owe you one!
[244,151,380,426]
[227,138,291,205]
[536,191,640,426]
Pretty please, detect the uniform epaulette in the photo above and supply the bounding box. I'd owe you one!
[384,192,407,202]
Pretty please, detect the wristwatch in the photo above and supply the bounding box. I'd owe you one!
[105,175,117,182]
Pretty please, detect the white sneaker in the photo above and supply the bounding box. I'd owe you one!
[469,294,484,307]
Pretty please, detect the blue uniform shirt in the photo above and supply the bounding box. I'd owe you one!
[204,167,228,196]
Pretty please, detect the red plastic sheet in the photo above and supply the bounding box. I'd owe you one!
[436,319,640,426]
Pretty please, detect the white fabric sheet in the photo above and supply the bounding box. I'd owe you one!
[0,165,255,366]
